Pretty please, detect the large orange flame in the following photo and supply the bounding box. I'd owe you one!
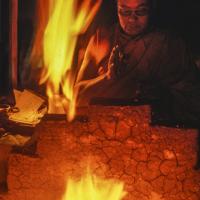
[32,0,102,121]
[62,169,127,200]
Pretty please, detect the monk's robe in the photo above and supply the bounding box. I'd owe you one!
[76,25,200,126]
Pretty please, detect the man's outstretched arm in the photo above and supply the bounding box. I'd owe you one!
[75,46,120,106]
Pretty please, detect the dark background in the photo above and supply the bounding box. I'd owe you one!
[1,0,200,96]
[0,0,11,96]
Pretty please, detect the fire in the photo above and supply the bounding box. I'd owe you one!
[32,0,102,121]
[62,170,127,200]
[76,33,110,83]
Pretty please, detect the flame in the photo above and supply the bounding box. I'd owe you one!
[30,0,53,68]
[62,170,127,200]
[33,0,101,121]
[76,31,110,84]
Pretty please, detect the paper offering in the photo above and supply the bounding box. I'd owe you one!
[8,90,47,126]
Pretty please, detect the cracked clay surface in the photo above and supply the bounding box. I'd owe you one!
[1,106,200,200]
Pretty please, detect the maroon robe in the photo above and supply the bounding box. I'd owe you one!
[76,25,200,125]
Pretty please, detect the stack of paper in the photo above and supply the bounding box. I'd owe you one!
[8,90,47,127]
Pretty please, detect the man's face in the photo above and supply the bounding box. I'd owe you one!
[117,0,150,36]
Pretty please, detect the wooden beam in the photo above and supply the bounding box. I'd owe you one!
[10,0,18,88]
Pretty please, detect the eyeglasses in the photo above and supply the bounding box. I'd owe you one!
[118,7,149,17]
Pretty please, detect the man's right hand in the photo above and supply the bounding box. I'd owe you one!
[106,45,122,80]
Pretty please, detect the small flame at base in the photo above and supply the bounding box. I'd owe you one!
[62,170,127,200]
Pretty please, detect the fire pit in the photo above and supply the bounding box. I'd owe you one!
[4,105,200,200]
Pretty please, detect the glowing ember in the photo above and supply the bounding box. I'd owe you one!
[34,0,102,121]
[62,170,127,200]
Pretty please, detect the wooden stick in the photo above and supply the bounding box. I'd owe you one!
[10,0,18,88]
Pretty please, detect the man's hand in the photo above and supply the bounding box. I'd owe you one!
[106,45,124,80]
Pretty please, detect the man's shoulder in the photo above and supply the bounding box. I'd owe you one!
[147,28,187,50]
[154,29,185,43]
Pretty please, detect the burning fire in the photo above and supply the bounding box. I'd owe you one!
[32,0,102,121]
[62,170,127,200]
[76,33,110,84]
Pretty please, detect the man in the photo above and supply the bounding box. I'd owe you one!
[75,0,200,126]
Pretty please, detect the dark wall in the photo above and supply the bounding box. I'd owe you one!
[155,0,200,56]
[18,0,36,87]
[18,0,35,58]
[0,0,12,96]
